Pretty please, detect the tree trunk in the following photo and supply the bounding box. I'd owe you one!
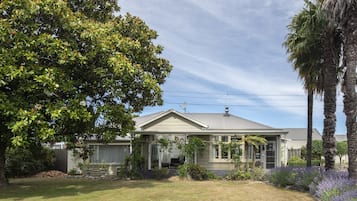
[344,14,357,179]
[306,90,313,167]
[322,36,337,171]
[0,144,8,187]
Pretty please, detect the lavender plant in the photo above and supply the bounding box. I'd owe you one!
[314,171,356,201]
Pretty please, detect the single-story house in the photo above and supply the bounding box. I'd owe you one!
[68,108,290,175]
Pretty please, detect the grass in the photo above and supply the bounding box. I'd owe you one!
[0,177,314,201]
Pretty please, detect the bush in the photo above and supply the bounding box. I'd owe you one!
[178,164,208,180]
[226,170,251,180]
[5,144,55,177]
[178,164,188,178]
[207,171,218,180]
[288,157,321,167]
[313,171,356,201]
[267,167,321,191]
[152,167,169,180]
[68,168,80,176]
[267,167,295,187]
[187,164,208,180]
[294,167,321,191]
[250,168,265,181]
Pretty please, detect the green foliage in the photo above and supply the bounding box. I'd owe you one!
[119,137,144,179]
[178,137,206,163]
[250,168,266,181]
[68,168,79,176]
[336,141,347,163]
[244,136,267,150]
[151,167,169,180]
[226,170,251,180]
[179,164,208,180]
[288,156,306,167]
[283,0,327,92]
[288,157,320,167]
[267,168,295,187]
[5,144,55,177]
[0,0,172,184]
[178,164,187,179]
[267,167,321,191]
[186,164,208,181]
[207,171,218,180]
[311,140,323,160]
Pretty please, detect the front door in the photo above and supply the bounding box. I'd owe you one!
[265,141,276,169]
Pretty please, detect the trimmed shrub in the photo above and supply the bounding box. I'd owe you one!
[5,145,55,177]
[287,157,320,167]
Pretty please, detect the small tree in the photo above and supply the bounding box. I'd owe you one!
[336,141,348,167]
[243,136,267,169]
[312,140,323,162]
[178,136,205,164]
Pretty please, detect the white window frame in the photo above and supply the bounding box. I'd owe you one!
[89,143,131,165]
[210,135,241,162]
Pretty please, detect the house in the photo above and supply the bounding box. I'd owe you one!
[69,108,339,175]
[133,108,288,174]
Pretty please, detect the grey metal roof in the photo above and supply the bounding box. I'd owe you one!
[134,109,274,130]
[335,135,347,142]
[184,113,273,130]
[284,128,321,140]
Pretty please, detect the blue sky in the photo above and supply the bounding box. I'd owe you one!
[119,0,346,134]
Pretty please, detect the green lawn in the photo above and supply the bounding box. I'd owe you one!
[0,178,314,201]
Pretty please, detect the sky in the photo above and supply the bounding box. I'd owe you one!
[119,0,346,135]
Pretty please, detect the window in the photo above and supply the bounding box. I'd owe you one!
[211,136,241,161]
[90,145,130,164]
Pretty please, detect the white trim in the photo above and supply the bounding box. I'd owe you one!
[138,109,209,129]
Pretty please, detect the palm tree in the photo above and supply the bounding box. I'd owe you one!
[323,0,357,179]
[284,0,325,167]
[242,136,267,168]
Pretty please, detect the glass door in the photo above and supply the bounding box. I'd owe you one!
[265,141,276,169]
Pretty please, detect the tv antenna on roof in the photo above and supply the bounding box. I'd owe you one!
[180,102,187,113]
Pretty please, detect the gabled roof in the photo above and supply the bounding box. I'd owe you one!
[284,128,321,140]
[135,109,208,129]
[134,109,275,131]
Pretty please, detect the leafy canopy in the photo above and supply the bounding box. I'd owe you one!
[0,0,172,148]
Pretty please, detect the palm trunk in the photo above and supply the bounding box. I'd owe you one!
[306,90,313,167]
[0,144,7,187]
[322,34,338,171]
[344,15,357,179]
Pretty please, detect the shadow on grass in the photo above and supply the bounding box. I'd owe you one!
[0,177,172,200]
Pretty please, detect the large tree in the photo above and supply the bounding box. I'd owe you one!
[0,0,172,186]
[323,0,357,179]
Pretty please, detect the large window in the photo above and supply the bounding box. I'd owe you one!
[212,136,241,161]
[90,145,130,164]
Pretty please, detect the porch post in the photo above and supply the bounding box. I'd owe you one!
[277,136,281,167]
[148,143,152,170]
[241,136,246,162]
[158,144,162,169]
